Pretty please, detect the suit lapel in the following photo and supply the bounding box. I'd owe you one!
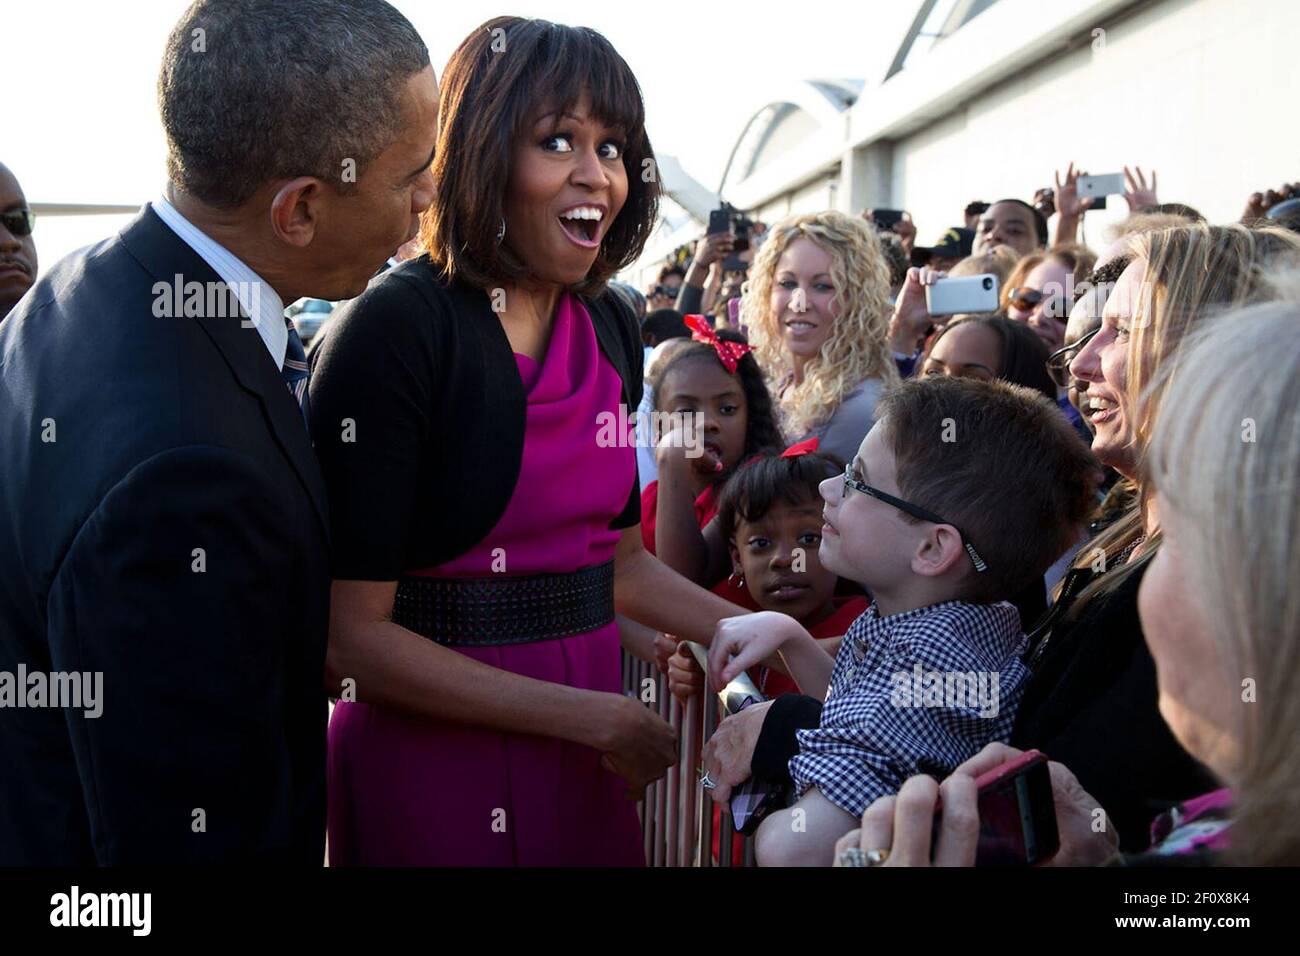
[119,206,329,536]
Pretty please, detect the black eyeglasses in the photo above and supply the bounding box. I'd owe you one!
[1045,326,1099,388]
[840,463,988,572]
[1,209,35,238]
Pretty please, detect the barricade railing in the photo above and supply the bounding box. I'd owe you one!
[621,644,758,867]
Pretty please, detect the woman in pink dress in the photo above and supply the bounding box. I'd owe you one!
[308,17,748,865]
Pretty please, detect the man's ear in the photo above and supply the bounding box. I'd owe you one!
[269,176,327,248]
[910,524,966,578]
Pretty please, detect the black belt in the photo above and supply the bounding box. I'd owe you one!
[391,560,616,647]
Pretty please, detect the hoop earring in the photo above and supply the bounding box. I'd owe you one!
[496,217,506,244]
[727,569,745,589]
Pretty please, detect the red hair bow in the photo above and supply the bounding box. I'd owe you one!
[781,437,820,458]
[685,314,753,374]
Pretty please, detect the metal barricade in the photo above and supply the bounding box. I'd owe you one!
[622,646,758,867]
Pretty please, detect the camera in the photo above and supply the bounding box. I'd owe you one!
[708,203,755,271]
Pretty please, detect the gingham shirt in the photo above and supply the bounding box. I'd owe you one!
[789,600,1029,817]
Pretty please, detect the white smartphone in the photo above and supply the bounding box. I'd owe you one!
[1077,172,1125,198]
[926,274,1000,316]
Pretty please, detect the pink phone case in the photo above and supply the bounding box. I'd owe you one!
[973,749,1048,792]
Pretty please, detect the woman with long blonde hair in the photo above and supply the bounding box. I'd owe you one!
[741,210,898,461]
[1007,222,1300,850]
[843,280,1300,866]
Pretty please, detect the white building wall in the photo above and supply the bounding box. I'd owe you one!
[630,0,1299,289]
[891,0,1300,240]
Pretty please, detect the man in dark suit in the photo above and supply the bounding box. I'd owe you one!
[0,0,437,864]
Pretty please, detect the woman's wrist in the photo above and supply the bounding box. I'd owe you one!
[1053,212,1080,246]
[887,312,920,356]
[560,686,625,750]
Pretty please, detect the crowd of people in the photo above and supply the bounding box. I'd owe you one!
[1,0,1299,869]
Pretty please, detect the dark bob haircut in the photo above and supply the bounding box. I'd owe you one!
[420,16,659,295]
[923,315,1058,403]
[716,450,844,546]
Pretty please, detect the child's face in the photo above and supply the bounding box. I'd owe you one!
[659,358,749,473]
[730,497,838,623]
[817,421,918,592]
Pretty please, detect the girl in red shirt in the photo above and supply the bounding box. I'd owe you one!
[641,317,782,607]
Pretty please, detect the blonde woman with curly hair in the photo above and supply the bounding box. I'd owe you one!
[741,210,899,462]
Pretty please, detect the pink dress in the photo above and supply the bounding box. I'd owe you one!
[326,292,644,866]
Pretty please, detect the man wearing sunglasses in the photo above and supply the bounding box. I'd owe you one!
[0,162,37,321]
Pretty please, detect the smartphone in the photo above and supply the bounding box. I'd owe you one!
[707,207,731,236]
[971,750,1060,866]
[925,274,999,316]
[870,208,904,232]
[1076,172,1125,199]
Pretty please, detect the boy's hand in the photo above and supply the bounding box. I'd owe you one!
[709,611,805,690]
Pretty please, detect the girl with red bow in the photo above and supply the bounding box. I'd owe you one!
[639,317,781,604]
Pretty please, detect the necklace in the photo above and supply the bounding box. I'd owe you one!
[1116,533,1148,566]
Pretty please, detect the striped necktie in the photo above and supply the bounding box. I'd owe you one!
[283,317,311,428]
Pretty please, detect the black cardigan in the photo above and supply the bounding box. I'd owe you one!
[308,257,644,580]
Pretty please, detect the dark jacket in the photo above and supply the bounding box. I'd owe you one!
[0,207,330,864]
[307,258,643,580]
[1011,561,1218,852]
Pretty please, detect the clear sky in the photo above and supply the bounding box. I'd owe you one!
[8,0,916,273]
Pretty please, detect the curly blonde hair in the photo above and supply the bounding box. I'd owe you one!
[740,210,897,440]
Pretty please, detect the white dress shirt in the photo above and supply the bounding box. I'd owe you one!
[152,193,288,370]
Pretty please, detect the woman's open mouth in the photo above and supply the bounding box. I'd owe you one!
[1087,394,1120,426]
[558,205,605,248]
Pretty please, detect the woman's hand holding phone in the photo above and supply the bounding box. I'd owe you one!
[700,699,773,804]
[834,742,1120,867]
[888,267,946,355]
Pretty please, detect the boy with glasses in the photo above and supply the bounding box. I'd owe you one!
[709,376,1099,864]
